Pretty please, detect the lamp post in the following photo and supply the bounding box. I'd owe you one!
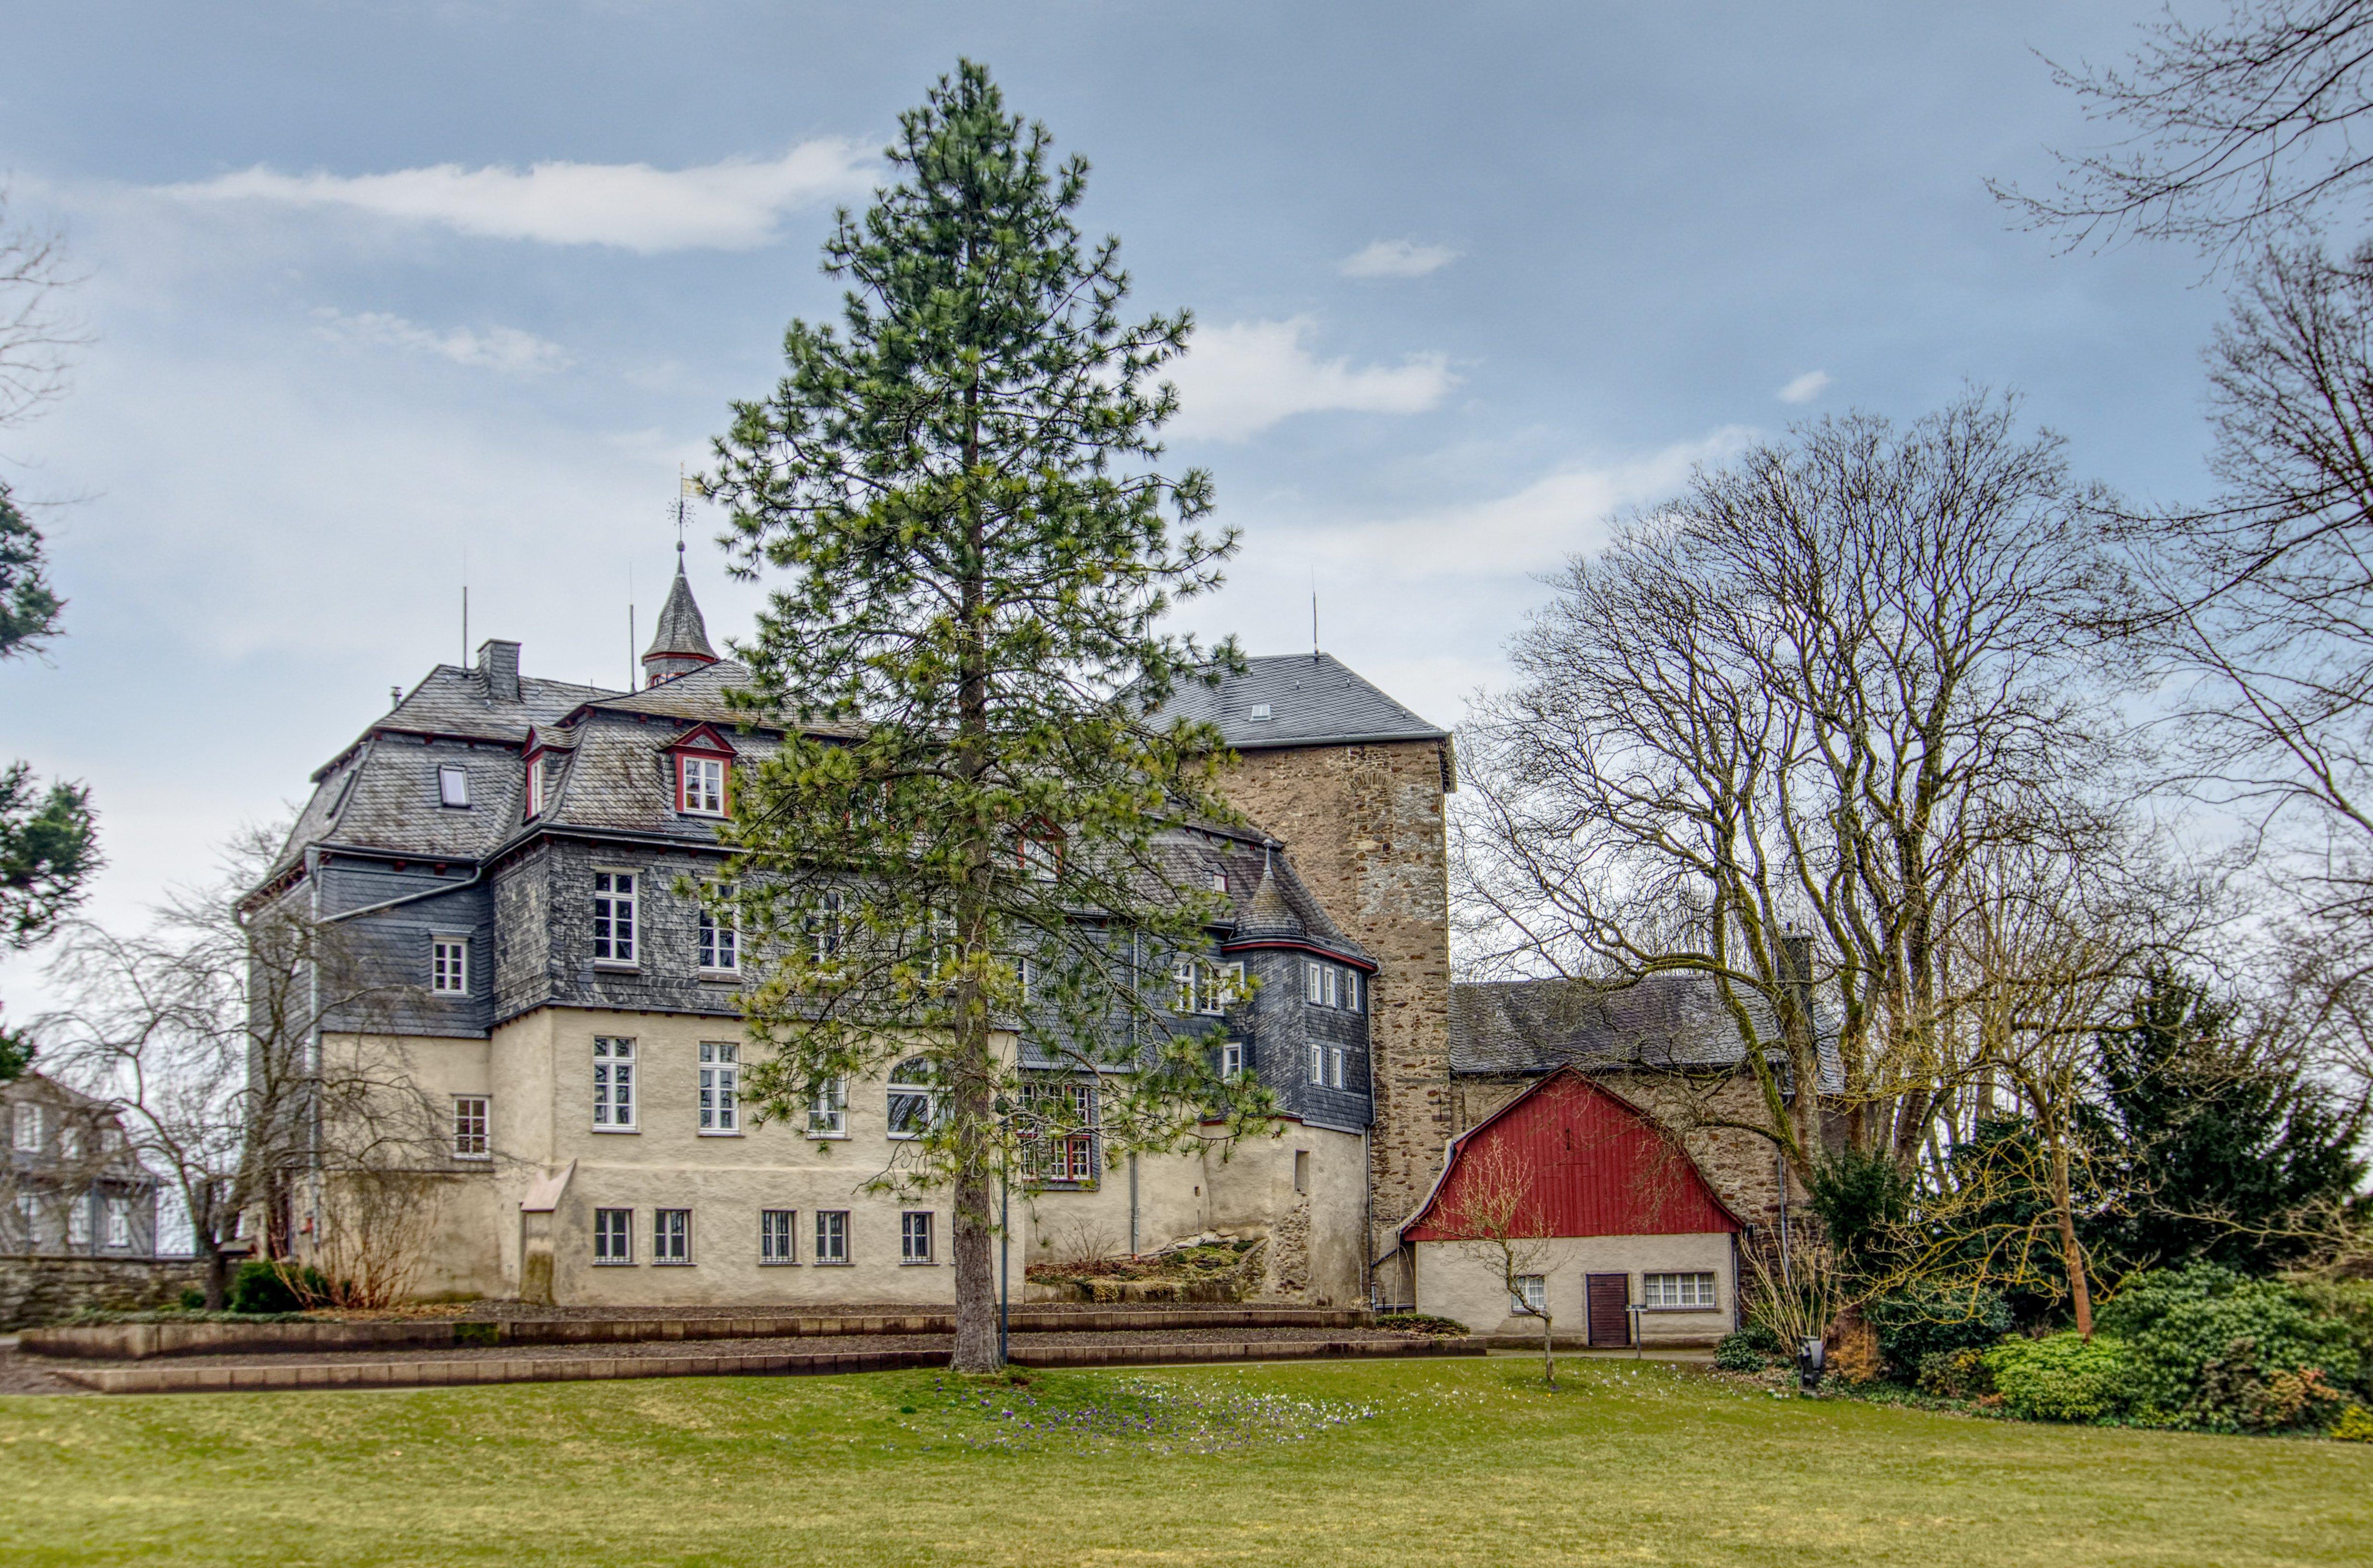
[992,1097,1043,1369]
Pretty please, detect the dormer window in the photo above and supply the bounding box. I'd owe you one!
[1209,868,1229,894]
[438,765,470,808]
[679,755,726,816]
[525,754,546,819]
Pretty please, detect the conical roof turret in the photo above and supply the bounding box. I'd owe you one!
[641,545,719,687]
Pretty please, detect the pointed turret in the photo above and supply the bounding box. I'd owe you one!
[641,545,718,688]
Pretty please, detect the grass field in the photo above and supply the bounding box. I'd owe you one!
[0,1356,2365,1566]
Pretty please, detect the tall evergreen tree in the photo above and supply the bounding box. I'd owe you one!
[705,62,1258,1371]
[2091,967,2368,1273]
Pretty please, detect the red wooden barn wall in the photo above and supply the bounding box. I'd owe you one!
[1403,1071,1740,1241]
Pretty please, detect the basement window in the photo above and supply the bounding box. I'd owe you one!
[438,765,470,808]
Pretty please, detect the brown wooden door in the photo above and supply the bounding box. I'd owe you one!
[1586,1272,1631,1347]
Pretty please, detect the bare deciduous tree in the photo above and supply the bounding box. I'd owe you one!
[0,190,86,433]
[1434,1142,1562,1386]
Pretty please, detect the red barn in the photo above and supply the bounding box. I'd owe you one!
[1399,1068,1742,1347]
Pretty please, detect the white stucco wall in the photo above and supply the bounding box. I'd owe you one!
[1411,1231,1737,1345]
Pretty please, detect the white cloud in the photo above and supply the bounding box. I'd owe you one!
[1304,427,1759,580]
[1340,239,1459,279]
[1777,369,1832,404]
[162,139,874,252]
[1166,317,1456,441]
[313,309,571,374]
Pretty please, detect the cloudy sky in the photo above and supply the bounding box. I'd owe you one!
[0,2,2233,1003]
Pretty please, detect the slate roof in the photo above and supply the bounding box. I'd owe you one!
[1149,653,1448,751]
[355,665,614,760]
[1450,973,1841,1089]
[643,554,718,663]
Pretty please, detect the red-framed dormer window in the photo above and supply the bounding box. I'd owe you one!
[679,755,726,816]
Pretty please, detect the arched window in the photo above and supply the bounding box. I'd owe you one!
[887,1057,938,1140]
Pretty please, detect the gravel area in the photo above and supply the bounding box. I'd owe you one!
[8,1324,1431,1386]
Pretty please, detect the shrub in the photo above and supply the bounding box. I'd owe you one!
[2098,1265,2355,1427]
[2332,1404,2373,1443]
[1864,1282,2015,1376]
[2288,1279,2373,1396]
[229,1260,330,1315]
[1374,1313,1470,1337]
[1916,1347,1995,1400]
[177,1287,205,1310]
[1983,1333,2132,1423]
[1830,1315,1885,1384]
[1715,1332,1775,1371]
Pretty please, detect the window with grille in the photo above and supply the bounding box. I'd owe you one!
[1642,1272,1718,1309]
[104,1198,130,1249]
[452,1095,490,1158]
[1309,1041,1324,1084]
[593,1038,635,1130]
[698,1042,739,1133]
[66,1199,90,1247]
[698,905,738,972]
[1304,961,1323,1005]
[901,1210,934,1263]
[679,755,726,815]
[653,1208,691,1264]
[432,937,468,994]
[807,1077,847,1137]
[1512,1275,1547,1314]
[593,1208,633,1264]
[760,1210,796,1265]
[592,871,637,964]
[438,764,470,808]
[1021,1080,1098,1183]
[806,891,842,967]
[814,1210,849,1264]
[1172,957,1242,1015]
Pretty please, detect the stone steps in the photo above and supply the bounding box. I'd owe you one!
[53,1335,1480,1394]
[26,1305,1372,1361]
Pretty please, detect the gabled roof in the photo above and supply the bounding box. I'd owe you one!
[1148,653,1448,751]
[1450,972,1843,1091]
[660,722,739,756]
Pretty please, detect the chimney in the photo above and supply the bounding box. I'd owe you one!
[476,639,521,704]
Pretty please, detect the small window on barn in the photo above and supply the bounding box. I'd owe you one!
[438,765,470,808]
[1511,1275,1547,1315]
[1642,1272,1718,1309]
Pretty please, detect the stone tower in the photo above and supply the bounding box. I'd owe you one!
[1154,654,1455,1293]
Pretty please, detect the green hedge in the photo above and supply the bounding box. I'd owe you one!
[1983,1333,2132,1422]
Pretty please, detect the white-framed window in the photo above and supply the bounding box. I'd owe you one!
[653,1208,691,1264]
[1322,965,1340,1008]
[1344,970,1363,1013]
[697,904,739,973]
[592,869,637,965]
[1209,868,1228,894]
[901,1210,935,1263]
[1642,1272,1719,1309]
[1021,1079,1097,1183]
[814,1209,849,1265]
[525,754,547,818]
[1173,957,1242,1016]
[593,1037,636,1130]
[1016,955,1035,1004]
[66,1199,91,1247]
[1309,1041,1324,1085]
[452,1095,490,1159]
[438,764,470,808]
[104,1197,130,1249]
[678,754,727,816]
[58,1124,81,1160]
[1328,1045,1347,1090]
[698,1042,739,1134]
[12,1103,41,1152]
[12,1190,36,1247]
[807,891,843,967]
[593,1208,633,1264]
[1219,1039,1244,1079]
[1019,832,1060,881]
[432,936,468,995]
[887,1057,938,1139]
[760,1209,797,1265]
[807,1077,847,1137]
[1512,1275,1547,1314]
[1304,961,1324,1005]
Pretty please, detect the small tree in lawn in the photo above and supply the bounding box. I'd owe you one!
[704,61,1260,1374]
[1437,1141,1562,1387]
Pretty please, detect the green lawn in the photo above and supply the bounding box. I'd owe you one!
[1,1357,2364,1566]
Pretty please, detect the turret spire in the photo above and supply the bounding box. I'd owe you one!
[640,550,717,688]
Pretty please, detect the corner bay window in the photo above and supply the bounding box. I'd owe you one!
[452,1095,489,1158]
[653,1208,691,1264]
[592,870,637,965]
[760,1209,796,1265]
[678,754,726,816]
[593,1208,632,1264]
[901,1210,935,1264]
[1642,1272,1718,1309]
[814,1209,849,1264]
[593,1038,635,1130]
[698,1042,739,1133]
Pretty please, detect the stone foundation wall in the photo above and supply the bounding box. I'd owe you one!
[0,1254,205,1330]
[1218,739,1454,1268]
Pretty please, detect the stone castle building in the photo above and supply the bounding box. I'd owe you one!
[255,556,1802,1316]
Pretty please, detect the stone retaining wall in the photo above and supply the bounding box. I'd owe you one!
[0,1255,205,1331]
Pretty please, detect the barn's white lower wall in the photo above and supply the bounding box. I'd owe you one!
[1411,1232,1737,1345]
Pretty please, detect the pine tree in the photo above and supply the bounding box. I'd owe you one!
[704,62,1261,1371]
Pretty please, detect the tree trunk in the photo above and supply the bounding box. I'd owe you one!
[2050,1133,2094,1340]
[1541,1312,1556,1389]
